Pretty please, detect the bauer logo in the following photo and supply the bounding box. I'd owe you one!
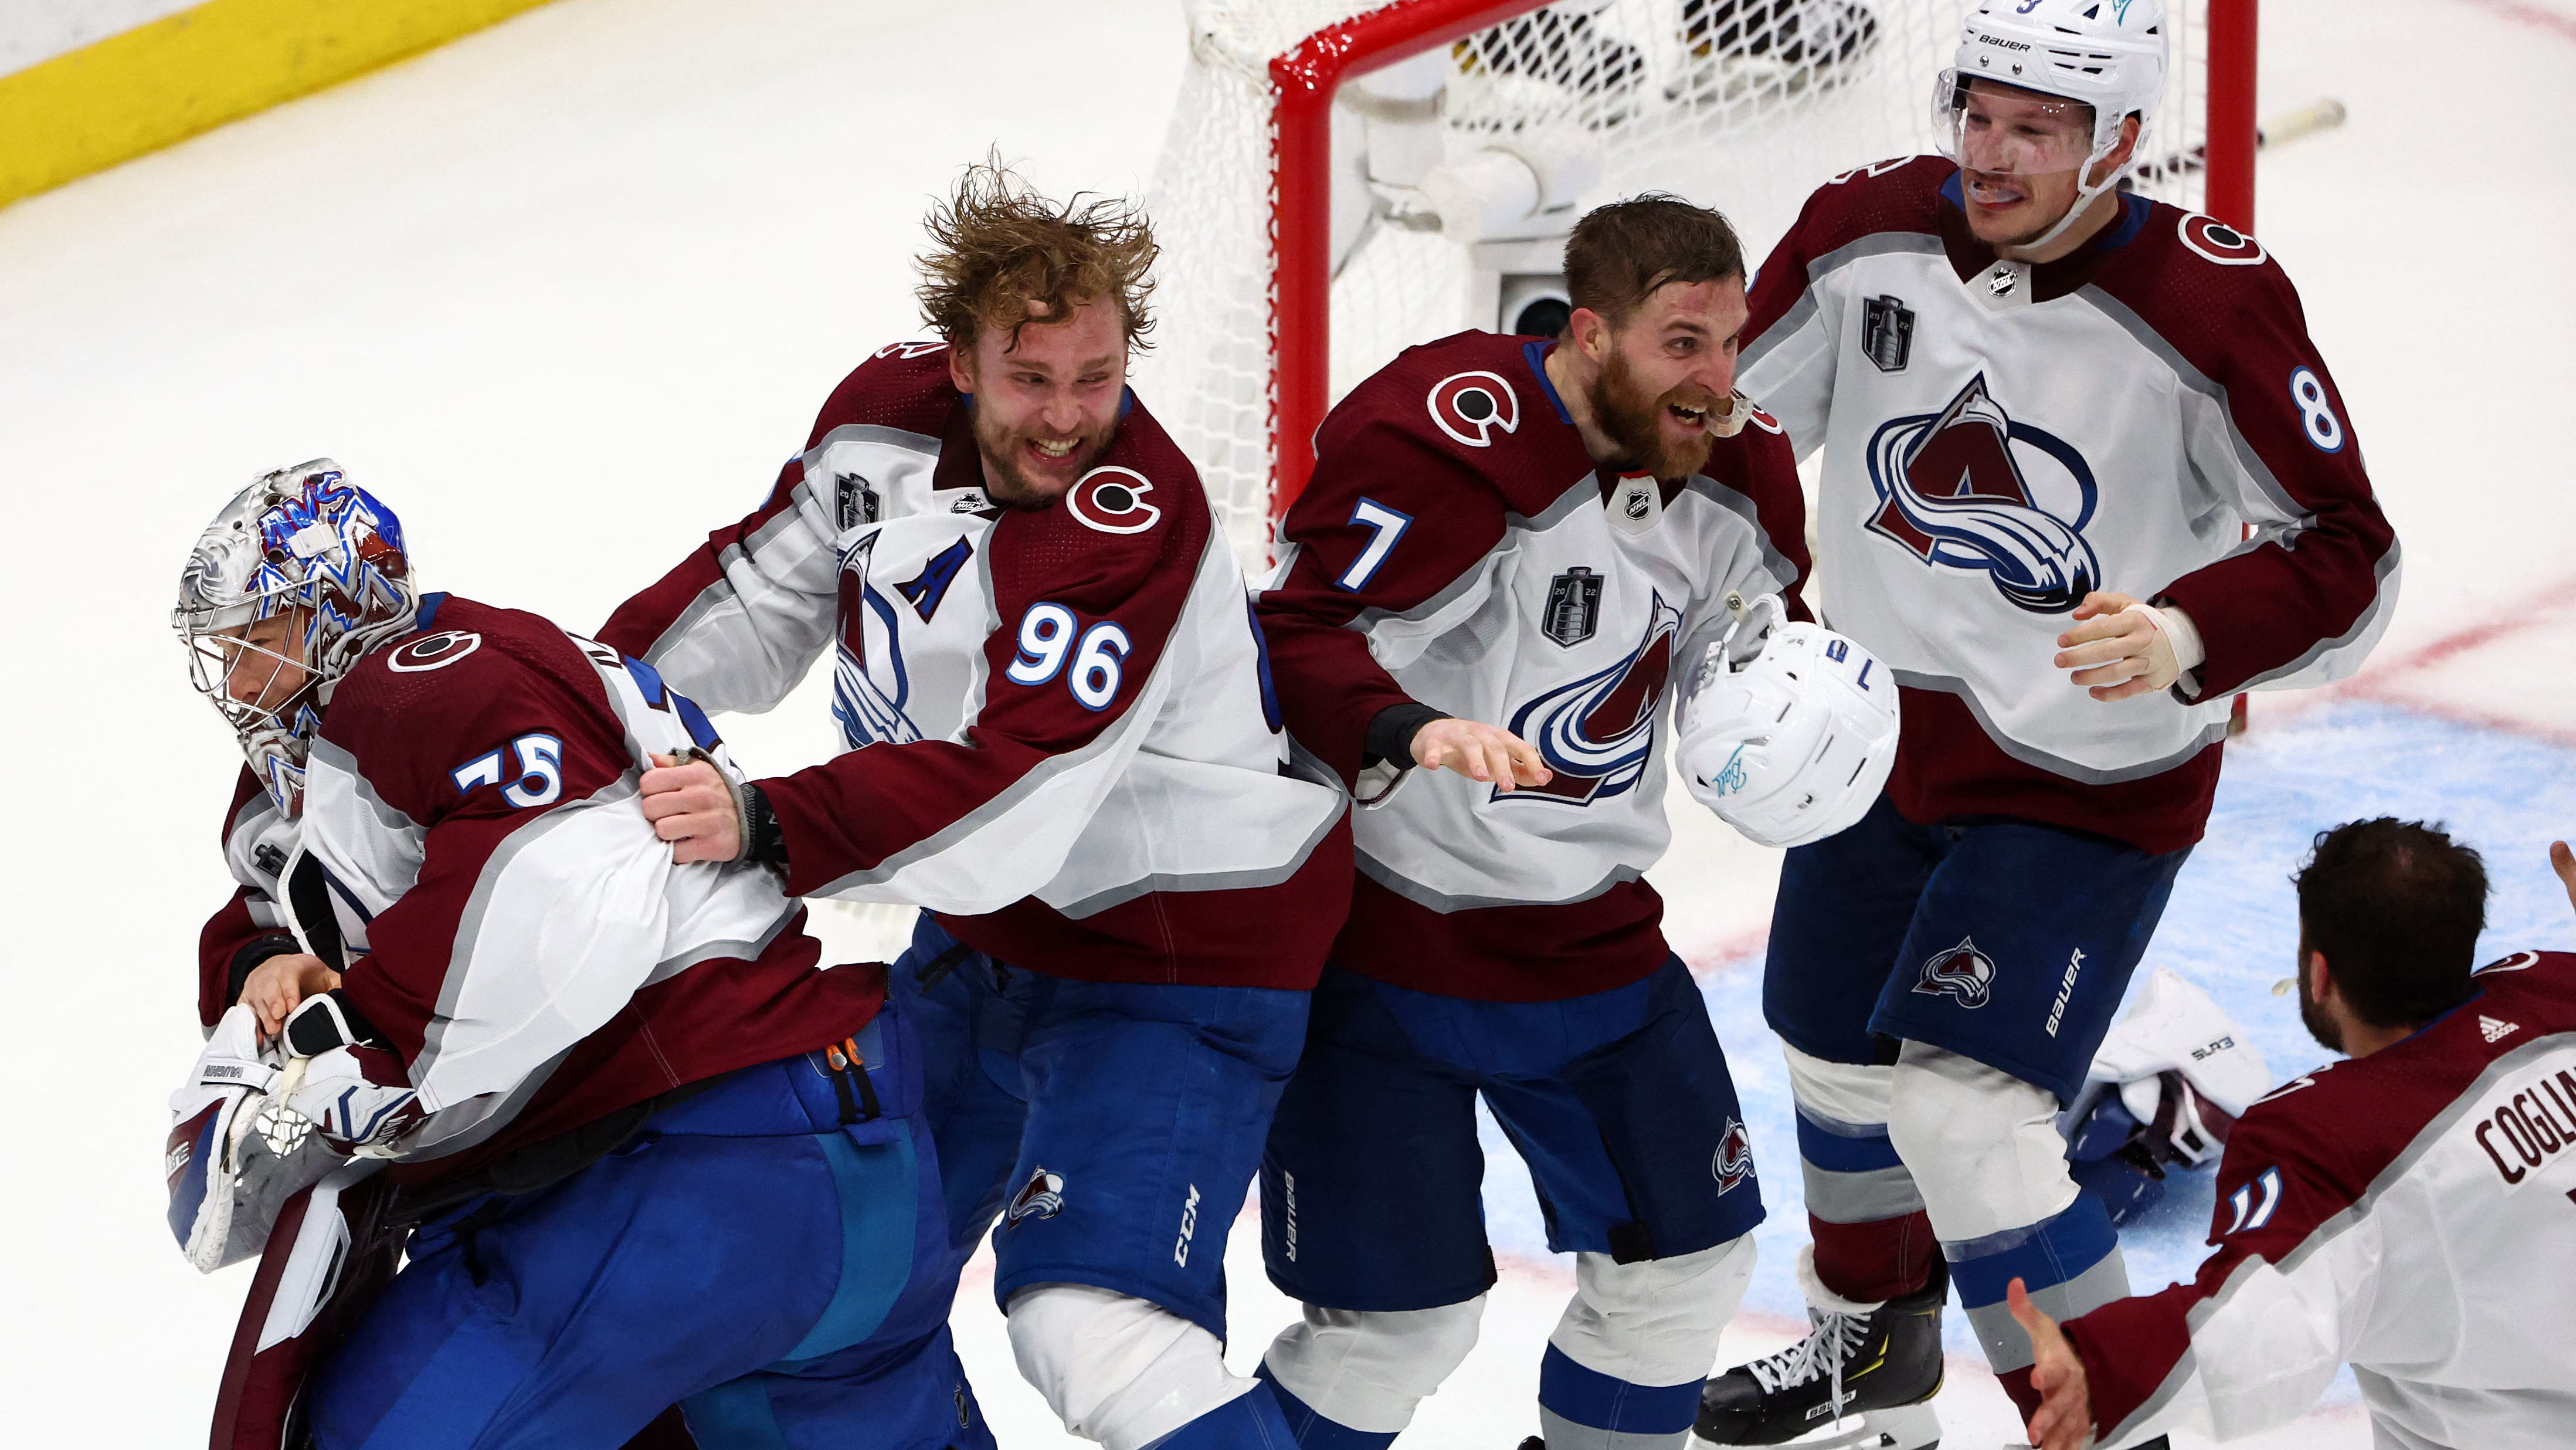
[1427,370,1521,447]
[1913,935,1997,1008]
[1863,372,2101,614]
[1006,1167,1066,1228]
[1862,295,1913,372]
[1712,1117,1756,1194]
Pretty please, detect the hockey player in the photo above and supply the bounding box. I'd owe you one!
[600,165,1352,1450]
[2012,819,2576,1449]
[1244,195,1881,1450]
[165,461,988,1449]
[1698,0,2401,1442]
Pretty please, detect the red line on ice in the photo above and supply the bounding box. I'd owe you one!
[2452,0,2576,43]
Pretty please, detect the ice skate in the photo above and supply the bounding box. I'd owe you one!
[1693,1259,1944,1448]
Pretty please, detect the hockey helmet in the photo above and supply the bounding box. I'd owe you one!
[1678,595,1899,849]
[1937,0,2168,248]
[174,460,418,814]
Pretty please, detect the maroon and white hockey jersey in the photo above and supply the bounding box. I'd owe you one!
[1255,331,1809,1001]
[2062,950,2576,1448]
[599,344,1350,988]
[1740,158,2399,853]
[287,595,884,1187]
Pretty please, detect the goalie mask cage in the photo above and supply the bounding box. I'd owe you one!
[1139,0,2258,567]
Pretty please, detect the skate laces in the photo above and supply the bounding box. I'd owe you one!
[1746,1307,1874,1412]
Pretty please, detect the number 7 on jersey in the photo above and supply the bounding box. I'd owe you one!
[1334,497,1413,592]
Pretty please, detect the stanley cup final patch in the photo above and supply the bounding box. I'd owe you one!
[1542,567,1604,647]
[1862,294,1914,373]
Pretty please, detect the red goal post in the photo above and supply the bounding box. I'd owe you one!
[1141,0,2259,567]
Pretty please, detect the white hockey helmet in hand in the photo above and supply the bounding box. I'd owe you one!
[1678,595,1899,849]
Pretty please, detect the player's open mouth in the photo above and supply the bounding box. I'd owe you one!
[1029,438,1079,463]
[1963,172,2028,208]
[1667,401,1712,432]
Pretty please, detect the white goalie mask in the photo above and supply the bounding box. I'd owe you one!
[173,460,419,815]
[1935,0,2168,252]
[1677,596,1900,849]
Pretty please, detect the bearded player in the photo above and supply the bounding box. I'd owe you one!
[600,165,1351,1450]
[1246,196,1892,1450]
[2009,820,2576,1450]
[166,462,985,1449]
[1691,0,2401,1444]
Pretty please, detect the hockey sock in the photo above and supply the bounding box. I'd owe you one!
[1797,1106,1939,1302]
[1535,1343,1703,1450]
[1146,1380,1300,1450]
[1942,1194,2127,1422]
[1254,1364,1399,1450]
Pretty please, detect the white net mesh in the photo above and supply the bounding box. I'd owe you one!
[1139,0,2209,568]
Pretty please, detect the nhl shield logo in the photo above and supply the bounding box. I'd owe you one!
[1542,567,1603,647]
[1913,936,1997,1009]
[1005,1167,1066,1228]
[1861,295,1914,373]
[1712,1117,1756,1194]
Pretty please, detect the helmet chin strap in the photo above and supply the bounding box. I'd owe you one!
[2001,119,2139,256]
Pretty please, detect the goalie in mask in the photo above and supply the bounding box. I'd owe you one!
[166,460,989,1450]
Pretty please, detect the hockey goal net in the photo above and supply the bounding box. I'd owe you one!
[1139,0,2256,567]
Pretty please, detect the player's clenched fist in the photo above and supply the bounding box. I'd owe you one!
[2054,590,2204,702]
[1410,717,1552,792]
[240,952,342,1036]
[640,753,742,863]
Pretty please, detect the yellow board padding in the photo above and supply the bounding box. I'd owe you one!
[0,0,562,211]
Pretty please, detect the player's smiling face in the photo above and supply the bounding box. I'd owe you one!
[1583,275,1747,480]
[1954,80,2130,248]
[952,295,1126,510]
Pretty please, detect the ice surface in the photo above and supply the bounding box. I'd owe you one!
[2,0,2569,1443]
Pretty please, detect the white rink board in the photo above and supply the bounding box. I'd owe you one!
[2,0,2570,1444]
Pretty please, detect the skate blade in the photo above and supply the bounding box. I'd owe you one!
[1696,1402,1940,1450]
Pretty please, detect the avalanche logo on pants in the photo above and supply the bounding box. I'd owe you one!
[1712,1117,1756,1194]
[1006,1167,1065,1228]
[1913,936,1998,1008]
[1503,593,1682,805]
[1862,372,2102,614]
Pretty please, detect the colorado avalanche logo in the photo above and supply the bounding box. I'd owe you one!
[1005,1167,1065,1228]
[1065,466,1162,535]
[1712,1117,1756,1194]
[1864,374,2101,614]
[1427,371,1521,448]
[1503,592,1683,805]
[832,531,924,750]
[1913,936,1997,1009]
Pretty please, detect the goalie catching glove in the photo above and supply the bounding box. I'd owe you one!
[1676,594,1899,849]
[166,997,421,1272]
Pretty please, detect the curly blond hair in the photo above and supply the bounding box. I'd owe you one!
[916,159,1158,355]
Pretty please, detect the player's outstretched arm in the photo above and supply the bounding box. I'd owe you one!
[1409,717,1550,792]
[2008,1278,2096,1450]
[2553,841,2575,916]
